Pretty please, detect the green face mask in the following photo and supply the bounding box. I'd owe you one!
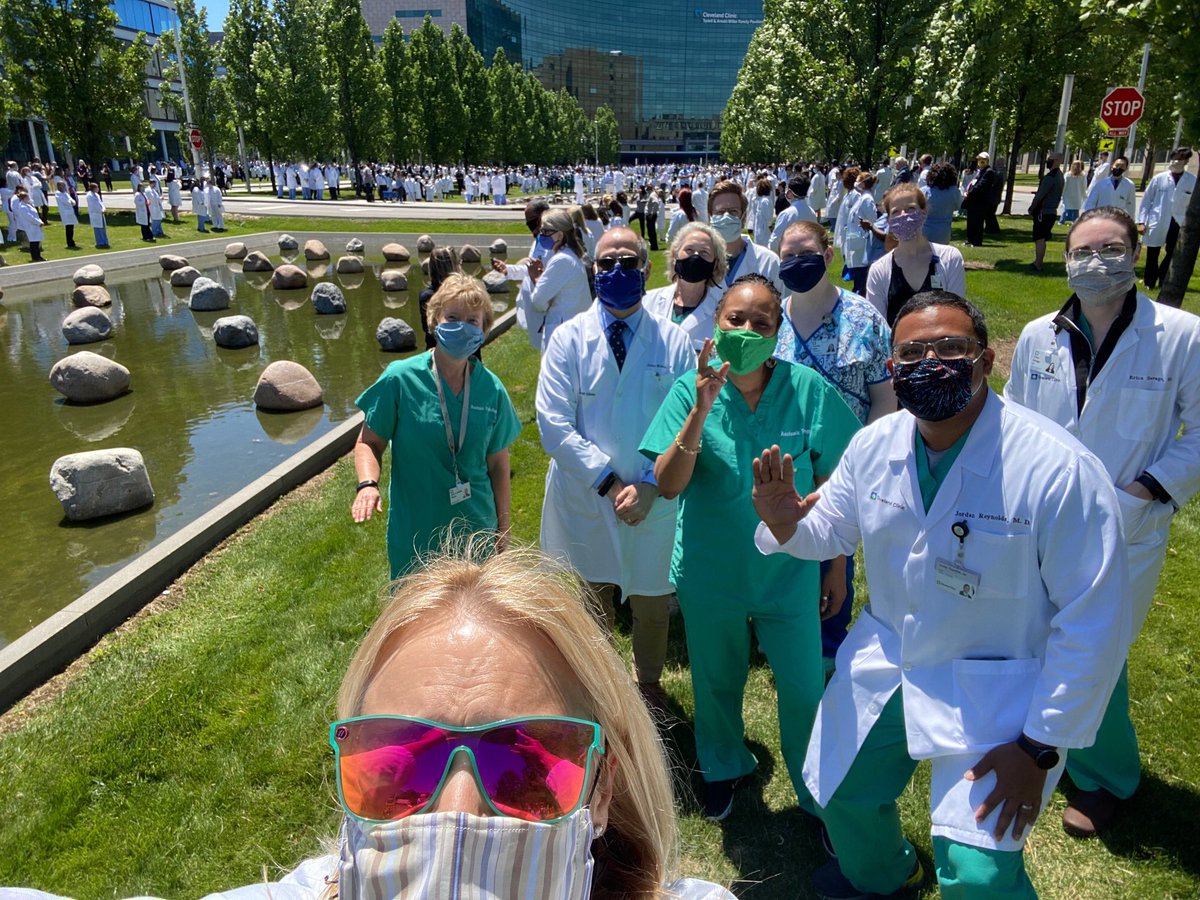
[713,327,778,375]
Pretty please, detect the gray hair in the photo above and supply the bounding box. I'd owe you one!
[668,221,728,286]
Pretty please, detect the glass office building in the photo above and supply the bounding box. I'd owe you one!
[380,0,765,160]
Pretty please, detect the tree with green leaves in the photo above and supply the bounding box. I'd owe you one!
[322,0,386,167]
[252,0,336,162]
[593,105,620,165]
[449,24,492,166]
[407,16,466,164]
[379,20,417,164]
[2,0,152,168]
[554,89,589,165]
[488,48,523,165]
[221,0,274,187]
[158,0,231,167]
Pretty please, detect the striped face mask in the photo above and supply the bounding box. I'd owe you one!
[336,807,596,900]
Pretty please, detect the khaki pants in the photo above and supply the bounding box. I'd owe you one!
[588,583,671,684]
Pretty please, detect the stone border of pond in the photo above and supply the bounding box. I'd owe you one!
[0,232,519,711]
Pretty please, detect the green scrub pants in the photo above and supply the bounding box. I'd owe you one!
[679,589,823,812]
[1066,663,1141,799]
[821,692,1036,898]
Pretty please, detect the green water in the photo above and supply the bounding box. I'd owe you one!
[0,240,511,647]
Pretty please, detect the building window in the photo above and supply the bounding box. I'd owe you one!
[394,9,442,17]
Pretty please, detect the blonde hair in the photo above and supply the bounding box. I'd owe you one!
[336,541,679,898]
[668,221,728,286]
[424,272,495,332]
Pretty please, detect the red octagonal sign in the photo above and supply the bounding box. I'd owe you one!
[1100,87,1145,134]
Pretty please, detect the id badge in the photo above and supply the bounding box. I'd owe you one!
[449,482,472,506]
[930,273,944,290]
[935,558,981,600]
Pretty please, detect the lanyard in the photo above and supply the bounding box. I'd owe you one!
[431,354,471,484]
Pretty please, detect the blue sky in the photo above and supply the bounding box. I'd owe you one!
[200,0,231,32]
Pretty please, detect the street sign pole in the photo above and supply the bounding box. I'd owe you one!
[1055,74,1075,156]
[1126,42,1151,158]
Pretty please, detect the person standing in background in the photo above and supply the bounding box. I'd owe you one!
[86,183,109,248]
[1139,147,1195,292]
[147,179,166,237]
[191,178,209,232]
[1083,155,1137,219]
[962,151,998,247]
[166,171,182,224]
[1061,159,1087,225]
[1029,154,1064,270]
[53,182,80,250]
[12,188,45,260]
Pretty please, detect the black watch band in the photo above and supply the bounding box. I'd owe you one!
[597,472,617,497]
[1016,733,1060,770]
[1134,472,1172,504]
[356,479,379,493]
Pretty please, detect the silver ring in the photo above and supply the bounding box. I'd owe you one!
[821,595,831,602]
[1019,803,1034,810]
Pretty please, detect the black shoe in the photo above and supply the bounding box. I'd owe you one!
[812,858,923,900]
[701,777,740,822]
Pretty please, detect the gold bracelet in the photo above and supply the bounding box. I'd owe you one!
[674,433,701,455]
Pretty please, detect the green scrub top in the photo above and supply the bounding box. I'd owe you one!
[639,359,860,605]
[915,428,972,513]
[356,352,522,578]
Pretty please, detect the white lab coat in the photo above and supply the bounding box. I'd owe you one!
[1137,170,1196,247]
[1082,175,1136,219]
[528,247,592,353]
[537,305,696,594]
[642,283,724,351]
[1004,293,1200,633]
[864,243,967,320]
[836,190,879,268]
[147,187,164,221]
[134,191,150,226]
[872,166,894,203]
[191,187,208,217]
[13,197,44,241]
[756,391,1131,851]
[692,188,709,223]
[726,239,783,295]
[768,200,818,251]
[168,180,182,207]
[751,194,773,246]
[53,191,78,226]
[207,185,224,228]
[85,192,106,227]
[807,171,827,211]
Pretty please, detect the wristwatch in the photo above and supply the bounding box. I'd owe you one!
[1016,734,1060,770]
[355,479,379,493]
[596,472,618,497]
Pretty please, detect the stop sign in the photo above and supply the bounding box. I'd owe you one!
[188,127,203,150]
[1100,87,1145,136]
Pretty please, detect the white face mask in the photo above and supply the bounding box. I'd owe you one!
[1067,254,1136,307]
[711,213,743,243]
[337,807,596,900]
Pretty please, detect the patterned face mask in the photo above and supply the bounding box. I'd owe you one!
[337,807,596,900]
[891,356,979,422]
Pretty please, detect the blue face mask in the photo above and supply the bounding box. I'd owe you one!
[435,321,485,359]
[535,233,557,256]
[779,253,828,294]
[594,265,645,310]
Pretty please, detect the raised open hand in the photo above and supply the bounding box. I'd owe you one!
[752,445,821,544]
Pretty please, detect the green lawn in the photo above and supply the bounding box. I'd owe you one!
[1,218,1198,899]
[0,209,529,267]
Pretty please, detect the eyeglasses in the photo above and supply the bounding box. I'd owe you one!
[595,255,640,272]
[331,715,604,824]
[1065,244,1130,264]
[892,336,984,365]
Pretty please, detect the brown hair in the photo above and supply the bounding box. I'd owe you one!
[840,166,862,190]
[708,179,747,217]
[1066,207,1139,252]
[883,183,927,213]
[782,219,831,252]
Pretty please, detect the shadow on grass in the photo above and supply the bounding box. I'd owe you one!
[1063,771,1200,879]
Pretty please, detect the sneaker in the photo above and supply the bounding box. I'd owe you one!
[701,777,740,822]
[811,858,923,900]
[1062,788,1120,838]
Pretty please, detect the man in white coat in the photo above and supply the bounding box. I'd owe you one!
[753,290,1131,898]
[1138,146,1195,291]
[807,166,827,219]
[538,227,696,712]
[1083,154,1136,219]
[1005,206,1200,838]
[491,170,506,206]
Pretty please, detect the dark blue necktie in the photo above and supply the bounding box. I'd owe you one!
[607,319,627,370]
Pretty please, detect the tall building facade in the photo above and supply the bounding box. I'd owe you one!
[365,0,764,160]
[3,0,184,166]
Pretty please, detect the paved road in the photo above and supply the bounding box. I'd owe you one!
[96,184,1057,219]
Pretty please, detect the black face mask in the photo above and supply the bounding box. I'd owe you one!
[674,255,716,284]
[1112,168,1126,178]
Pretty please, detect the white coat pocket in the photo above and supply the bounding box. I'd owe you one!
[1116,387,1171,441]
[962,529,1031,600]
[1115,485,1155,545]
[952,657,1042,749]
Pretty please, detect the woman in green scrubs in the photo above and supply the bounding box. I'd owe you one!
[351,274,522,578]
[639,273,859,822]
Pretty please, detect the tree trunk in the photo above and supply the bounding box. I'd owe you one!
[1158,181,1200,309]
[1140,145,1155,191]
[1003,125,1024,216]
[267,148,277,196]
